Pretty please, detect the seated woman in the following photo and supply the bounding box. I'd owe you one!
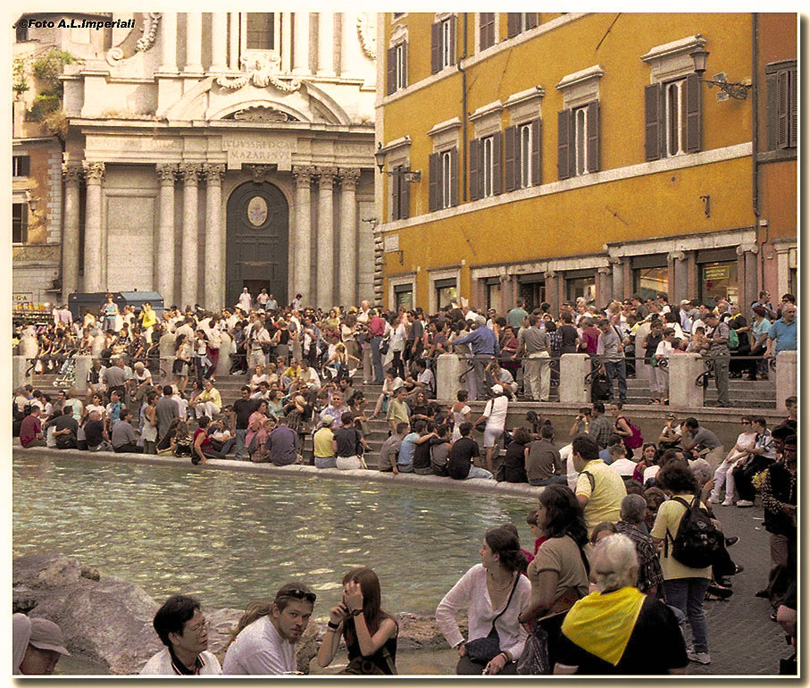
[370,368,403,420]
[436,526,531,675]
[518,485,590,670]
[502,427,531,483]
[317,567,398,675]
[553,534,688,675]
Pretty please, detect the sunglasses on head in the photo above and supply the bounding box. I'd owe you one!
[277,587,317,604]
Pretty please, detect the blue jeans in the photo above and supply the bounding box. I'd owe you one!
[466,466,494,480]
[663,578,710,653]
[529,475,569,487]
[603,359,627,402]
[234,429,248,461]
[371,336,384,383]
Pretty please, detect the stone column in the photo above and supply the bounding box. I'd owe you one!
[544,271,559,316]
[184,12,203,73]
[597,266,613,305]
[670,251,688,303]
[82,162,105,292]
[228,13,240,70]
[338,168,361,307]
[292,166,315,307]
[179,163,202,308]
[340,12,354,76]
[281,12,293,73]
[559,354,592,404]
[204,164,226,311]
[61,162,82,301]
[608,257,623,300]
[668,353,705,410]
[737,243,760,314]
[73,356,93,394]
[775,351,797,411]
[210,13,228,72]
[317,12,335,76]
[159,11,177,71]
[436,353,465,402]
[317,167,337,308]
[156,164,177,307]
[292,12,310,75]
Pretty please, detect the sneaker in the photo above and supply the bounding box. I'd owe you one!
[688,652,711,665]
[708,495,722,504]
[725,536,740,547]
[736,500,755,508]
[721,500,734,506]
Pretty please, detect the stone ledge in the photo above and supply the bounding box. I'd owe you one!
[12,445,543,500]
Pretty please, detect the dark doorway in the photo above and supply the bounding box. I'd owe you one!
[226,182,289,308]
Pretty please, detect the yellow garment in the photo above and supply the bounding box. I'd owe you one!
[561,586,645,666]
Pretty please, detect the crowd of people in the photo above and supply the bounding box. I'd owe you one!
[12,288,797,675]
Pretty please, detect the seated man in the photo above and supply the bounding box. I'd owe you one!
[223,583,316,675]
[379,422,407,473]
[141,595,221,675]
[447,422,494,480]
[111,408,143,453]
[266,417,300,466]
[46,408,79,449]
[13,614,71,675]
[19,406,46,448]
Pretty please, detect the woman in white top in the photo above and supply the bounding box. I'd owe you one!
[436,526,531,675]
[249,363,268,392]
[472,384,509,472]
[370,367,403,420]
[654,328,676,405]
[450,389,472,441]
[389,313,409,379]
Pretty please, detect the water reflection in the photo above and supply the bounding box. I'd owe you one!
[13,454,535,614]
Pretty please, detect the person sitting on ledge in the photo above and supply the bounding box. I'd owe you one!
[111,408,143,453]
[141,595,221,675]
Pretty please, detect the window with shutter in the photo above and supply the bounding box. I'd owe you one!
[428,153,440,211]
[507,12,537,37]
[504,126,517,192]
[391,165,402,221]
[400,169,410,220]
[766,62,797,151]
[469,138,481,201]
[479,13,495,51]
[644,83,662,161]
[507,13,520,38]
[492,131,503,195]
[684,73,701,153]
[433,16,457,72]
[557,109,572,181]
[13,203,28,244]
[12,155,30,177]
[449,147,459,207]
[586,100,600,172]
[430,22,441,74]
[395,42,407,91]
[387,47,396,96]
[530,118,542,186]
[482,135,494,198]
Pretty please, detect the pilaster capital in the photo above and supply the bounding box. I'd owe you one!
[544,270,556,280]
[607,256,623,266]
[668,250,687,262]
[291,165,316,187]
[178,163,202,185]
[317,166,339,188]
[736,243,759,256]
[62,162,83,185]
[203,163,226,185]
[156,163,178,184]
[82,161,105,183]
[597,266,612,275]
[338,167,362,190]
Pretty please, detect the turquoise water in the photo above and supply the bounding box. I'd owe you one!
[13,454,536,615]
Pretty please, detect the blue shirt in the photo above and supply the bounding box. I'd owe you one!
[768,318,797,353]
[398,432,419,467]
[455,326,500,356]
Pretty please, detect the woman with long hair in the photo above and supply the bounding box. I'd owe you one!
[518,485,591,671]
[633,443,659,484]
[141,391,159,454]
[173,334,192,393]
[436,526,531,675]
[317,567,398,674]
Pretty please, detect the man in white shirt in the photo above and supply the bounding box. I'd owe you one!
[141,595,221,675]
[223,583,316,675]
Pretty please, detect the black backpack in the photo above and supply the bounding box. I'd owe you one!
[665,496,723,569]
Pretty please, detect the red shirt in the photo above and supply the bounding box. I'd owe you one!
[368,316,386,338]
[19,414,42,447]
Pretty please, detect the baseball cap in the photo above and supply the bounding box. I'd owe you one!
[28,619,70,656]
[491,384,503,394]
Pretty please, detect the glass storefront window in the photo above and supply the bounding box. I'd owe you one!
[518,281,545,312]
[634,266,669,302]
[394,289,413,310]
[567,276,595,303]
[486,282,502,311]
[436,285,458,309]
[700,260,738,306]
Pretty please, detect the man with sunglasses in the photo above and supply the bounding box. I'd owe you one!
[141,595,221,675]
[223,583,316,675]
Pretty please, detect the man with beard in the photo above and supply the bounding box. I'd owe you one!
[223,583,316,675]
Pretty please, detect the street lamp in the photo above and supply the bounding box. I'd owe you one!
[690,47,752,100]
[375,142,421,182]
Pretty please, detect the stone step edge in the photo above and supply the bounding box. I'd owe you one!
[12,446,542,501]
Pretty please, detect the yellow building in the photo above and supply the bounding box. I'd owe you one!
[374,13,797,313]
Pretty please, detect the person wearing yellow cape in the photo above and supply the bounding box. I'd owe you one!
[553,534,689,675]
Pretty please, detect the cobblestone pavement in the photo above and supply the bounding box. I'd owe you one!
[687,502,794,676]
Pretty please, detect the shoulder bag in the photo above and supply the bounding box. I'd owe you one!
[465,574,520,664]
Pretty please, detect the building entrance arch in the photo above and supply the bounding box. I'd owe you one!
[226,182,289,309]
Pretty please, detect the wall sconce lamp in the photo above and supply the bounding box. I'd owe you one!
[375,143,421,182]
[690,47,751,100]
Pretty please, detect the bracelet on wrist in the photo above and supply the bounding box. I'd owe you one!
[327,620,340,630]
[351,608,363,616]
